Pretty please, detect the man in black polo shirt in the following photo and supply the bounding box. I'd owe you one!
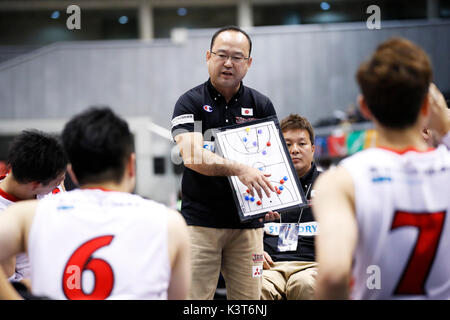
[261,114,320,300]
[171,26,278,300]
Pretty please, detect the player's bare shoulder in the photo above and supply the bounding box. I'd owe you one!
[314,166,353,194]
[312,165,355,216]
[165,207,189,262]
[18,200,39,244]
[1,199,39,253]
[4,199,39,223]
[166,207,187,229]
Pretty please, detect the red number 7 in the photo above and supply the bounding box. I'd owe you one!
[391,210,446,295]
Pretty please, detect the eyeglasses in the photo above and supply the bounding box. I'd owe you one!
[210,51,250,64]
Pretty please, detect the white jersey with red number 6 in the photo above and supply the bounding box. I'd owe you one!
[341,145,450,299]
[28,188,171,300]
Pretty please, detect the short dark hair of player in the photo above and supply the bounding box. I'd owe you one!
[7,130,68,186]
[62,107,135,185]
[210,25,252,57]
[280,114,315,145]
[356,37,432,129]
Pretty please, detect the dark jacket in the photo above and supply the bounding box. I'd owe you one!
[263,162,321,262]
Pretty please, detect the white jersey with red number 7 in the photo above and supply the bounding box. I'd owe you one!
[341,145,450,299]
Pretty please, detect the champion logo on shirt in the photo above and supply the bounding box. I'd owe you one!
[241,107,253,116]
[203,105,213,112]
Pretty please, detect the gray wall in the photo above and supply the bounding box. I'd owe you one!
[0,19,449,127]
[1,20,448,204]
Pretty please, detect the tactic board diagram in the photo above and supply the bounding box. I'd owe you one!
[215,117,307,222]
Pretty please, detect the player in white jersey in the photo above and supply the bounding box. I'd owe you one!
[0,130,68,284]
[313,38,450,299]
[0,107,190,300]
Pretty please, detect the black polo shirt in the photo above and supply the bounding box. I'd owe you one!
[263,162,321,262]
[171,79,277,229]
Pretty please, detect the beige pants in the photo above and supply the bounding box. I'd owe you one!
[188,226,264,300]
[261,261,318,300]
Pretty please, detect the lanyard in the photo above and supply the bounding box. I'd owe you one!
[279,183,312,225]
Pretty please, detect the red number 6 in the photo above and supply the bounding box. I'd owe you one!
[62,235,115,300]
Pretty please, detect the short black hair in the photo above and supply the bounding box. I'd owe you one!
[356,37,432,129]
[62,107,134,185]
[210,25,252,57]
[281,114,315,145]
[7,130,68,185]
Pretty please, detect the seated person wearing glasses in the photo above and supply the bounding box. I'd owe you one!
[261,114,320,300]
